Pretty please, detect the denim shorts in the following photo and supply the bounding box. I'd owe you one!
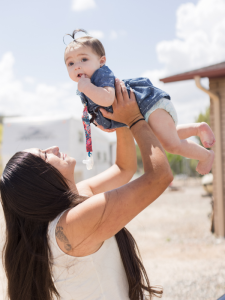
[144,98,178,126]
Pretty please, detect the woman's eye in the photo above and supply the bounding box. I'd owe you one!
[45,152,47,161]
[81,58,87,62]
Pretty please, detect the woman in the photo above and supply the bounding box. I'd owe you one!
[0,80,173,300]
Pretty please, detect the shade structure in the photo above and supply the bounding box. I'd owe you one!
[160,61,225,83]
[160,61,225,237]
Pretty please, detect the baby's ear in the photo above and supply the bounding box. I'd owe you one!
[100,56,106,67]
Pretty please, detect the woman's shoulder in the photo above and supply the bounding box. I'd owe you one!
[48,207,116,259]
[48,204,106,258]
[48,208,70,241]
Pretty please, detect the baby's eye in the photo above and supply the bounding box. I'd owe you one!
[68,62,74,66]
[81,58,88,62]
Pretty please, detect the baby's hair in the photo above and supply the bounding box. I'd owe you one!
[64,29,105,61]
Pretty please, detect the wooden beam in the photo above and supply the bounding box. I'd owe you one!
[194,76,225,237]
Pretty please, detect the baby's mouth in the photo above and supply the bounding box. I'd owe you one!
[77,73,84,78]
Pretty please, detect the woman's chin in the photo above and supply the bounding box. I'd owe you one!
[70,157,76,169]
[71,157,76,165]
[65,155,76,164]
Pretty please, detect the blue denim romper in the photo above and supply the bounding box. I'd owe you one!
[77,65,171,129]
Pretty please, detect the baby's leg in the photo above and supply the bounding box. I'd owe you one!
[148,109,214,175]
[177,123,215,148]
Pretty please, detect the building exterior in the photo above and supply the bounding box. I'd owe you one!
[160,61,225,238]
[2,115,116,182]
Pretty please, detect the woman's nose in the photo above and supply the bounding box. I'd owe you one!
[46,146,59,155]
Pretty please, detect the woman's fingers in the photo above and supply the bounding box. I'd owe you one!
[129,87,136,102]
[120,81,129,103]
[114,78,122,105]
[107,128,116,132]
[94,121,116,132]
[99,108,115,121]
[100,79,142,125]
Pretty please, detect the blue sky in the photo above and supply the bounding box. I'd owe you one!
[0,0,197,83]
[0,0,225,124]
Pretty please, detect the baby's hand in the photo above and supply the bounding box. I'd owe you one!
[78,75,91,93]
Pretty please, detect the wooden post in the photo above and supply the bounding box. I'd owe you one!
[195,76,225,237]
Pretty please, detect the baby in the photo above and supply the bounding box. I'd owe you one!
[64,29,215,175]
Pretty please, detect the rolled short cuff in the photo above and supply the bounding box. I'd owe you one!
[144,98,178,126]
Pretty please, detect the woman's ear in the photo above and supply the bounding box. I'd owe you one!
[100,56,106,67]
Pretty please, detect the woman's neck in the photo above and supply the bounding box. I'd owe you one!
[67,178,79,195]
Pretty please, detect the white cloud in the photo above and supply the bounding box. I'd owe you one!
[0,52,84,117]
[0,52,14,85]
[142,0,225,124]
[109,30,127,40]
[88,30,104,39]
[24,77,35,84]
[72,0,96,11]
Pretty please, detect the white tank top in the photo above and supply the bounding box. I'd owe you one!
[48,209,130,300]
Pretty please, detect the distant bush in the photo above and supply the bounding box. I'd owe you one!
[0,123,2,143]
[165,152,198,176]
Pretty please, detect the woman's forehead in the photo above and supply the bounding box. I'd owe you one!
[23,148,40,156]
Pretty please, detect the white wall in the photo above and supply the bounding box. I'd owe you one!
[2,116,115,181]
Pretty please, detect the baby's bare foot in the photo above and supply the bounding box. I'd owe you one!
[196,150,214,175]
[197,122,215,148]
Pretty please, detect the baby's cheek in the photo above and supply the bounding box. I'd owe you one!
[69,72,78,82]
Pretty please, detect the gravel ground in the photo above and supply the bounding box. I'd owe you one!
[0,180,224,300]
[126,181,225,300]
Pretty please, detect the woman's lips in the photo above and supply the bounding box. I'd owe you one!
[60,153,67,160]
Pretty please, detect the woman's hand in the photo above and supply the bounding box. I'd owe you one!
[93,123,116,133]
[95,78,143,128]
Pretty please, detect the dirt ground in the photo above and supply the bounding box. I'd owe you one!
[0,179,224,300]
[126,179,225,300]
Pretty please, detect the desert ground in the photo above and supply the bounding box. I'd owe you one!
[126,179,225,300]
[0,178,224,300]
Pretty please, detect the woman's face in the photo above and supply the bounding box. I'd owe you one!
[24,146,76,180]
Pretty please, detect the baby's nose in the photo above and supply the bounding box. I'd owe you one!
[74,63,81,70]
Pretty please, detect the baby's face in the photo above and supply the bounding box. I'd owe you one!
[65,45,105,82]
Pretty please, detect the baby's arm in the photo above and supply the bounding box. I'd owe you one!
[78,75,115,107]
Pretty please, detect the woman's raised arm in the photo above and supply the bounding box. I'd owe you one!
[59,83,173,257]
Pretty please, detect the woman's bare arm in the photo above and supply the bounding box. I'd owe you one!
[59,83,173,256]
[77,127,136,196]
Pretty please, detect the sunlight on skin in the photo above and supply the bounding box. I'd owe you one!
[23,147,78,194]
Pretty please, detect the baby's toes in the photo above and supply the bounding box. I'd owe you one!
[203,139,216,148]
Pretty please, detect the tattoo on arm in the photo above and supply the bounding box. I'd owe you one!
[56,225,72,251]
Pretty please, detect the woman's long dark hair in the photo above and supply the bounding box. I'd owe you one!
[0,151,162,300]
